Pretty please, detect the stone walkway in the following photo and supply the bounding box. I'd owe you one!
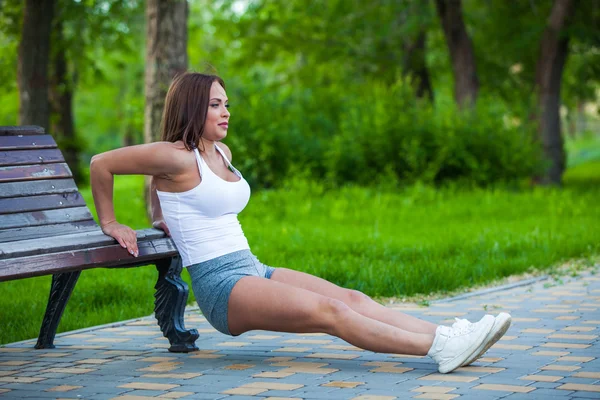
[1,268,599,400]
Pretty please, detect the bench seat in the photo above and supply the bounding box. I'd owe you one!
[0,228,177,280]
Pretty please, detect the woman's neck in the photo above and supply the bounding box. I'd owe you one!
[199,138,217,156]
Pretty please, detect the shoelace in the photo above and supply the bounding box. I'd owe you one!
[450,318,475,336]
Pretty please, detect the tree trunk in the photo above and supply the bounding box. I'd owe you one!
[144,0,188,216]
[18,0,55,128]
[434,0,478,107]
[535,0,577,185]
[50,18,83,184]
[402,30,434,100]
[576,101,586,134]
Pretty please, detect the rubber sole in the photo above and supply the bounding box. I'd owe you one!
[461,312,512,367]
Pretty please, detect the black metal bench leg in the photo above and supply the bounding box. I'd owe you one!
[35,271,81,349]
[154,256,199,353]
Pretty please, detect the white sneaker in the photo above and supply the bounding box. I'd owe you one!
[453,312,512,367]
[428,314,494,374]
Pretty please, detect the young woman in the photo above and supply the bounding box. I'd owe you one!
[90,72,511,374]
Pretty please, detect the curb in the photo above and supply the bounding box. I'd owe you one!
[2,306,201,348]
[432,275,549,304]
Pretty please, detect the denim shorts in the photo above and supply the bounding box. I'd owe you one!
[187,250,275,336]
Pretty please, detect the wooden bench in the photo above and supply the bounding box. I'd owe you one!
[0,126,199,352]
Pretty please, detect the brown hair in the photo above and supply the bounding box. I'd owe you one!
[160,72,225,150]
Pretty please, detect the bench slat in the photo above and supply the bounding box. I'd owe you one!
[0,193,86,215]
[0,237,177,282]
[0,206,93,229]
[0,135,57,150]
[0,149,65,166]
[0,228,167,259]
[0,179,78,199]
[0,163,72,183]
[0,220,99,243]
[0,126,45,136]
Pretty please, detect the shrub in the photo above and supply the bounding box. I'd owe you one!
[225,77,542,188]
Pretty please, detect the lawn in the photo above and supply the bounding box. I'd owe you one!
[1,153,599,345]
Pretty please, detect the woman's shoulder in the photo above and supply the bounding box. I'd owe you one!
[146,141,196,171]
[216,141,233,161]
[150,140,195,159]
[154,140,188,151]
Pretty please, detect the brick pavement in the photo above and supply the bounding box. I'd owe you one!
[1,267,599,400]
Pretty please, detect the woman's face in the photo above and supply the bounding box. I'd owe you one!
[203,81,230,142]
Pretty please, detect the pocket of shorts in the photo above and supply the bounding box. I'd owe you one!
[251,256,263,275]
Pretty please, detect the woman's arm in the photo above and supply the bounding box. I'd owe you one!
[90,142,184,256]
[150,176,170,236]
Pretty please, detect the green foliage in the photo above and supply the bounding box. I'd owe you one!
[213,0,435,85]
[330,81,543,185]
[2,0,599,187]
[0,0,145,161]
[224,77,542,188]
[0,0,20,93]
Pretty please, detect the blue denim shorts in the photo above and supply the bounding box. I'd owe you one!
[187,250,275,336]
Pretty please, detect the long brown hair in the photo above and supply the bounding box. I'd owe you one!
[160,72,225,150]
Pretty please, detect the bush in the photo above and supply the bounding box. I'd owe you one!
[225,77,542,188]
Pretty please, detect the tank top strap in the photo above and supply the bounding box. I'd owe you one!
[192,147,204,177]
[214,144,232,167]
[215,144,241,177]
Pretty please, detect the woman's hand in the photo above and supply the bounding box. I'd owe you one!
[101,221,139,257]
[152,219,171,237]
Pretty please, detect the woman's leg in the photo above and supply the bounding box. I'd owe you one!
[227,276,435,355]
[270,268,438,335]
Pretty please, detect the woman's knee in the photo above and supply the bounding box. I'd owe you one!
[345,289,371,310]
[316,297,353,334]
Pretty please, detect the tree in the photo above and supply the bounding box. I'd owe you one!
[434,0,478,107]
[398,1,434,99]
[535,0,577,185]
[402,29,433,99]
[144,0,188,212]
[49,14,82,183]
[17,0,55,127]
[144,0,188,144]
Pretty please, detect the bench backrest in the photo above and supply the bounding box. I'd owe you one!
[0,126,98,243]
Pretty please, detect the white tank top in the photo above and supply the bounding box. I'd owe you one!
[155,144,251,266]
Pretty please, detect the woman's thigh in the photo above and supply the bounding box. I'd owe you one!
[227,275,347,336]
[270,267,367,306]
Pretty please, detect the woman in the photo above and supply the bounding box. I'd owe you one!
[90,72,511,374]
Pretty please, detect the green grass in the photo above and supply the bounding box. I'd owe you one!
[1,158,599,345]
[566,131,600,168]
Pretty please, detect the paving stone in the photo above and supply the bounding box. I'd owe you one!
[0,389,70,398]
[348,389,401,399]
[530,381,561,389]
[264,388,341,397]
[503,393,566,400]
[528,388,576,397]
[564,391,600,399]
[78,385,133,394]
[118,389,169,397]
[556,377,599,384]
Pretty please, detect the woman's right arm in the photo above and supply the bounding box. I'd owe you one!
[150,176,170,236]
[90,142,184,256]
